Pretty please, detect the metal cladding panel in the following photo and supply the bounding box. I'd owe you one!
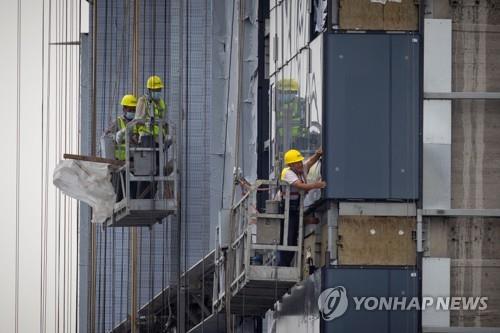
[324,34,391,198]
[323,33,420,200]
[423,144,451,209]
[321,266,418,333]
[390,35,420,198]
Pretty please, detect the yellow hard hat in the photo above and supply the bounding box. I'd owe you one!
[147,75,164,89]
[276,78,299,92]
[284,149,304,165]
[120,94,137,107]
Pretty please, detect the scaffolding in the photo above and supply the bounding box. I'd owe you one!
[106,118,178,227]
[213,180,303,315]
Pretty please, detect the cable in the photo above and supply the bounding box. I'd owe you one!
[39,0,48,331]
[220,0,237,209]
[15,0,22,331]
[102,0,109,134]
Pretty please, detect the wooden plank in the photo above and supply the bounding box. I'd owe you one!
[63,153,124,167]
[338,216,416,265]
[339,0,418,31]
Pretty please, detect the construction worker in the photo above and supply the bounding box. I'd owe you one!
[136,75,168,144]
[278,147,326,266]
[114,94,139,161]
[106,94,139,201]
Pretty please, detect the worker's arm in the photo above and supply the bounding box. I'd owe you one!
[292,179,326,191]
[304,147,323,170]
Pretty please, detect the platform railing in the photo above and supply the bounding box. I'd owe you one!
[213,180,303,313]
[107,118,177,227]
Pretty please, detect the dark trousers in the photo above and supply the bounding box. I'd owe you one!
[277,199,300,266]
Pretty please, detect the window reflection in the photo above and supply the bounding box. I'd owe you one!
[273,78,322,167]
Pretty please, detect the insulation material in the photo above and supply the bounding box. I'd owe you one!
[53,160,116,223]
[338,216,416,265]
[339,0,418,31]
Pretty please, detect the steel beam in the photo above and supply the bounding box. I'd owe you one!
[423,327,500,333]
[339,202,417,216]
[422,209,500,217]
[424,92,500,100]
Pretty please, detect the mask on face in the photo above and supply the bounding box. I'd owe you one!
[124,111,135,120]
[150,91,162,100]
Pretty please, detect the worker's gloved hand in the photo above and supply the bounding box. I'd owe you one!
[116,128,126,144]
[315,147,323,156]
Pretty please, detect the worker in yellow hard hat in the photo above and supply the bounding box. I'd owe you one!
[278,147,325,266]
[136,75,168,143]
[114,94,140,161]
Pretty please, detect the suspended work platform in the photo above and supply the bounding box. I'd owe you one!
[106,119,178,227]
[213,180,303,315]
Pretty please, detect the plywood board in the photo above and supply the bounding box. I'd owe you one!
[338,216,416,265]
[339,0,418,31]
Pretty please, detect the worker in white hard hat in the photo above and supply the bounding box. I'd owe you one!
[277,147,326,266]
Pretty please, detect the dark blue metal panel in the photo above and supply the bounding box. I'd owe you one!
[321,266,418,333]
[390,35,420,199]
[323,34,391,199]
[323,33,420,200]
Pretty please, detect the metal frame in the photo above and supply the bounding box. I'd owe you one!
[213,180,303,315]
[339,202,417,216]
[424,92,500,100]
[422,209,500,217]
[423,328,500,333]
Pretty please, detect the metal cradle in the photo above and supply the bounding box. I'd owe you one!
[213,180,304,315]
[106,119,178,227]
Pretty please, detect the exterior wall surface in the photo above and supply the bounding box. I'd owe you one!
[423,1,500,327]
[81,0,215,330]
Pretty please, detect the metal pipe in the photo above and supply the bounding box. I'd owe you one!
[176,0,185,330]
[89,0,98,330]
[130,1,140,332]
[327,201,338,264]
[330,0,339,28]
[417,209,423,253]
[418,3,426,333]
